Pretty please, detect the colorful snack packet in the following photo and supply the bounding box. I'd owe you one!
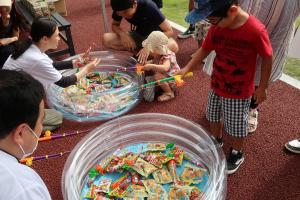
[84,184,101,199]
[110,173,130,190]
[141,179,168,199]
[131,171,143,185]
[95,156,114,174]
[168,185,192,200]
[181,163,207,184]
[189,187,203,200]
[122,152,140,167]
[132,158,157,177]
[168,147,185,166]
[152,167,173,184]
[109,176,131,198]
[124,185,148,198]
[141,152,172,168]
[96,179,112,193]
[145,143,166,152]
[167,159,180,184]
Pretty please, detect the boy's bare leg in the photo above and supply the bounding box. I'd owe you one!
[209,121,223,138]
[229,136,245,151]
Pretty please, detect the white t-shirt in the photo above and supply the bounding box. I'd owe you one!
[3,44,62,90]
[0,150,52,200]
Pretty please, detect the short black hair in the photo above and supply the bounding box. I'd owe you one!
[110,0,135,11]
[0,70,45,139]
[209,0,239,18]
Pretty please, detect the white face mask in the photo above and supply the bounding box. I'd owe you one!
[18,126,39,159]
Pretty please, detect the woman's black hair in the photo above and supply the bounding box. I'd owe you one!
[209,0,239,18]
[0,70,45,139]
[12,17,57,59]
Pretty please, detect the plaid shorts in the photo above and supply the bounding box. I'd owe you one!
[206,90,251,138]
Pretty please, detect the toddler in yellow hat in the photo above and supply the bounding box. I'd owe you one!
[142,31,180,102]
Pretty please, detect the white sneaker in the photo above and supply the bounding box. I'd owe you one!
[285,139,300,154]
[248,108,258,133]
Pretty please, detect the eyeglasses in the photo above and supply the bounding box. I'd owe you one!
[204,17,223,25]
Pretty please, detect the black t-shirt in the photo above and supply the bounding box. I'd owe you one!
[112,0,165,36]
[152,0,162,8]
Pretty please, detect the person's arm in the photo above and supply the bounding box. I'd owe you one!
[253,56,273,104]
[0,26,19,46]
[111,11,136,51]
[111,19,125,36]
[74,58,101,81]
[55,59,101,87]
[253,26,273,104]
[112,19,136,51]
[0,34,18,46]
[55,75,77,87]
[143,57,171,73]
[53,60,73,70]
[178,47,211,76]
[159,19,174,38]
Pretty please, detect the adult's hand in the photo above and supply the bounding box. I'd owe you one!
[120,32,136,52]
[83,58,101,73]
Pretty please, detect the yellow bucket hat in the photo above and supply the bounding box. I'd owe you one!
[142,31,169,55]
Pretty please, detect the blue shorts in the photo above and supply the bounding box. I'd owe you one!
[206,90,251,138]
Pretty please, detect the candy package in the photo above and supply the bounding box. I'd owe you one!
[152,167,173,184]
[168,147,185,166]
[96,179,112,193]
[181,163,207,184]
[142,152,171,168]
[190,187,203,200]
[168,185,192,200]
[124,185,148,198]
[83,184,101,199]
[141,179,168,199]
[132,158,157,177]
[145,143,166,152]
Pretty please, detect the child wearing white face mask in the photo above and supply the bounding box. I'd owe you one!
[0,70,51,200]
[18,126,39,159]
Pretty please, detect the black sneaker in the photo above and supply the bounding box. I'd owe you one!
[211,136,224,147]
[227,148,244,174]
[178,24,195,39]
